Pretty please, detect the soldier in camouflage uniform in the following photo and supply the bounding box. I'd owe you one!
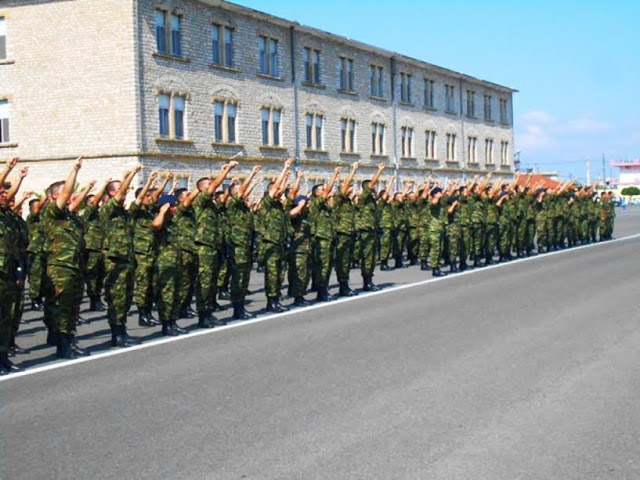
[131,172,171,327]
[406,191,421,266]
[102,166,142,348]
[288,186,312,307]
[42,157,93,359]
[497,187,514,262]
[417,180,432,271]
[260,159,293,312]
[600,191,615,240]
[173,185,200,320]
[333,162,359,297]
[428,186,447,277]
[0,157,23,374]
[193,162,236,327]
[392,185,411,269]
[378,180,394,271]
[310,166,340,301]
[355,163,386,291]
[228,165,261,320]
[83,178,109,312]
[485,185,500,264]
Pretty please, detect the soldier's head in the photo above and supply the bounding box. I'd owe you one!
[85,194,95,205]
[228,182,240,198]
[312,184,324,198]
[28,198,39,214]
[196,177,211,192]
[47,181,65,201]
[430,187,443,200]
[393,192,402,202]
[0,181,10,206]
[362,179,372,191]
[267,181,279,198]
[135,186,154,206]
[106,180,122,198]
[175,188,188,204]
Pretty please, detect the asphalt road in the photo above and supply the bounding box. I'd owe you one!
[1,208,640,479]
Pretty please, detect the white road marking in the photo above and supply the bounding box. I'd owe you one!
[2,233,639,383]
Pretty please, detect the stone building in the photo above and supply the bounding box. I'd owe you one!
[0,0,516,195]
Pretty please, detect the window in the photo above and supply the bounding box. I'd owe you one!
[340,118,357,153]
[400,127,414,157]
[155,9,182,57]
[499,98,509,123]
[213,100,237,144]
[158,94,170,137]
[371,122,385,155]
[425,130,437,159]
[466,89,476,117]
[157,93,186,140]
[400,73,412,103]
[339,57,354,91]
[485,138,494,164]
[446,133,457,161]
[370,65,384,97]
[500,140,509,165]
[484,94,492,120]
[305,113,324,150]
[259,36,279,76]
[445,84,456,113]
[467,136,478,163]
[0,17,6,60]
[261,107,282,146]
[0,100,9,143]
[212,24,233,67]
[424,79,435,108]
[303,48,321,84]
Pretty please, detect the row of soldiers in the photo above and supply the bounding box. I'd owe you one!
[0,157,616,374]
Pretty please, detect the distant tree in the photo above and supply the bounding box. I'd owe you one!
[621,186,640,197]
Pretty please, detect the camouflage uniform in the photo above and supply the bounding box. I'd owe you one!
[174,202,198,313]
[392,201,408,267]
[498,196,515,258]
[227,195,254,304]
[154,211,181,322]
[101,197,135,327]
[417,196,432,265]
[470,194,486,263]
[309,195,334,294]
[260,194,289,300]
[379,200,394,265]
[194,192,223,315]
[0,205,18,355]
[130,201,158,314]
[428,199,446,269]
[82,203,105,302]
[485,197,499,261]
[7,209,28,338]
[289,207,311,299]
[355,186,379,285]
[406,199,420,264]
[332,191,356,285]
[26,211,46,304]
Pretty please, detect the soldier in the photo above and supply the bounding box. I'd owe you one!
[42,157,93,359]
[227,165,261,320]
[470,176,490,267]
[101,166,141,348]
[417,178,433,271]
[83,178,109,312]
[428,185,447,277]
[406,190,421,266]
[173,184,199,320]
[26,196,46,311]
[131,171,171,327]
[193,162,236,327]
[497,187,514,262]
[378,181,394,271]
[151,195,187,336]
[355,162,386,291]
[310,166,340,301]
[333,162,359,297]
[288,186,312,307]
[0,157,22,374]
[392,183,411,269]
[261,159,293,312]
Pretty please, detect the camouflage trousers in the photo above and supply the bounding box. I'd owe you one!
[447,222,461,264]
[196,244,220,313]
[418,225,431,262]
[155,247,181,322]
[179,250,198,311]
[217,245,231,291]
[28,253,45,301]
[10,278,24,336]
[104,257,134,326]
[44,264,83,335]
[393,229,407,263]
[471,222,485,260]
[263,241,285,299]
[0,272,14,354]
[379,228,394,262]
[289,249,310,298]
[498,221,513,255]
[513,218,527,255]
[312,237,333,289]
[407,228,419,261]
[526,219,536,252]
[428,220,445,268]
[135,252,155,310]
[352,234,361,266]
[229,242,252,303]
[85,250,104,298]
[358,230,377,278]
[335,233,353,283]
[485,223,498,258]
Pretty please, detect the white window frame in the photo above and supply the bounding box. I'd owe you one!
[425,130,437,159]
[340,118,357,153]
[261,106,282,146]
[446,133,457,161]
[371,122,385,155]
[424,79,434,108]
[485,138,494,164]
[400,126,414,158]
[213,99,238,144]
[212,24,234,67]
[0,99,10,144]
[305,112,324,150]
[157,92,187,140]
[259,36,279,76]
[467,136,478,163]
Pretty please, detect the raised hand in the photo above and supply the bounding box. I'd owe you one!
[73,157,83,171]
[19,166,29,178]
[378,162,386,171]
[252,165,262,174]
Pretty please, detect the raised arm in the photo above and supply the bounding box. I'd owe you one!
[272,158,294,197]
[135,171,158,206]
[322,166,342,199]
[152,172,174,202]
[182,186,200,208]
[341,161,359,195]
[209,161,237,195]
[370,162,386,190]
[0,157,18,187]
[240,165,261,198]
[12,190,33,213]
[115,164,141,203]
[69,180,96,212]
[289,170,304,200]
[6,166,28,202]
[151,203,171,230]
[91,177,112,207]
[57,157,83,210]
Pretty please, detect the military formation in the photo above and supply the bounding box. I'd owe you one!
[0,156,618,374]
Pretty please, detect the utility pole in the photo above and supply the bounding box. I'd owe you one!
[586,157,591,186]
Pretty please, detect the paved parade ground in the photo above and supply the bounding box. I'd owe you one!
[1,209,640,479]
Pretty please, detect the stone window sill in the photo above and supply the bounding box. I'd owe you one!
[370,154,389,159]
[301,82,326,90]
[400,157,417,161]
[212,142,244,148]
[425,158,439,162]
[257,72,285,82]
[339,152,360,157]
[337,88,357,97]
[259,145,288,151]
[0,142,18,149]
[0,59,15,66]
[399,101,415,107]
[303,149,328,154]
[209,63,241,73]
[484,118,494,124]
[466,115,478,120]
[423,106,437,112]
[445,160,459,165]
[445,110,457,117]
[369,95,386,102]
[155,137,194,144]
[152,52,191,63]
[499,121,511,127]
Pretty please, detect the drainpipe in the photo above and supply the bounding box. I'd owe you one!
[390,56,398,190]
[458,77,466,183]
[289,26,300,163]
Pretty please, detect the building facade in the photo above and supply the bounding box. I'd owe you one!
[0,0,516,194]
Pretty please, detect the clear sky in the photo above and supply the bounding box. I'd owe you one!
[239,0,639,183]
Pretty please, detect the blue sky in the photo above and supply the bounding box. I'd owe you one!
[240,0,639,183]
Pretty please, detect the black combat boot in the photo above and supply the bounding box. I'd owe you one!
[338,281,357,297]
[473,258,484,268]
[179,305,197,319]
[394,258,406,269]
[432,268,446,277]
[161,321,179,336]
[316,287,335,302]
[138,308,153,327]
[56,334,77,360]
[89,295,106,312]
[212,301,226,312]
[0,353,22,374]
[459,261,469,272]
[293,296,312,307]
[218,288,231,301]
[449,264,460,273]
[198,310,216,329]
[9,336,30,355]
[352,260,360,269]
[380,260,392,271]
[232,302,255,320]
[362,276,381,292]
[266,297,288,313]
[170,319,189,334]
[68,335,90,356]
[31,298,44,311]
[409,257,420,266]
[420,260,429,271]
[146,308,161,326]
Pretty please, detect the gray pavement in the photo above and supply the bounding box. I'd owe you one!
[1,208,640,479]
